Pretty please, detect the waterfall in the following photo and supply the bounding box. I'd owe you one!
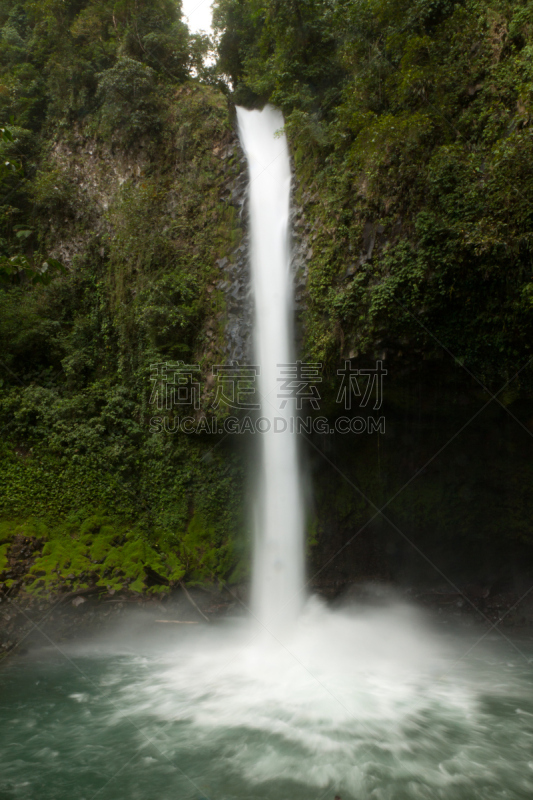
[236,105,305,636]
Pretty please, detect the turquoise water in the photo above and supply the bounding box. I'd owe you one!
[1,603,532,800]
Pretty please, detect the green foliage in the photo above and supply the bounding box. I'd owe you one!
[180,512,233,583]
[0,417,244,590]
[0,125,66,285]
[0,124,21,176]
[0,543,9,573]
[0,252,64,283]
[26,519,185,596]
[0,0,200,131]
[214,0,342,109]
[0,55,244,593]
[96,57,162,142]
[0,515,186,595]
[31,166,77,214]
[216,0,533,388]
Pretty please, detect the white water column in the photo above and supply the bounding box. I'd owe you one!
[236,105,305,636]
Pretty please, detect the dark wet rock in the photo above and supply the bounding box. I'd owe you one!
[144,565,170,588]
[0,583,238,662]
[220,140,253,364]
[310,577,533,629]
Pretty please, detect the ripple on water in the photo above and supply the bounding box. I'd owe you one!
[1,598,533,800]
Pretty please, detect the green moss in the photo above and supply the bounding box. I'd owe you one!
[0,518,49,541]
[24,518,186,596]
[0,543,9,573]
[179,512,233,584]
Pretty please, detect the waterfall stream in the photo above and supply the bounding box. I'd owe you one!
[236,105,305,635]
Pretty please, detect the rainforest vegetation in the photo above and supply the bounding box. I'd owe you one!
[216,0,533,384]
[1,0,533,598]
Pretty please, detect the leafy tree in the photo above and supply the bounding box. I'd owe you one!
[215,0,533,387]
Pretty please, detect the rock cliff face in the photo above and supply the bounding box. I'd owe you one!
[216,140,253,365]
[39,87,253,378]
